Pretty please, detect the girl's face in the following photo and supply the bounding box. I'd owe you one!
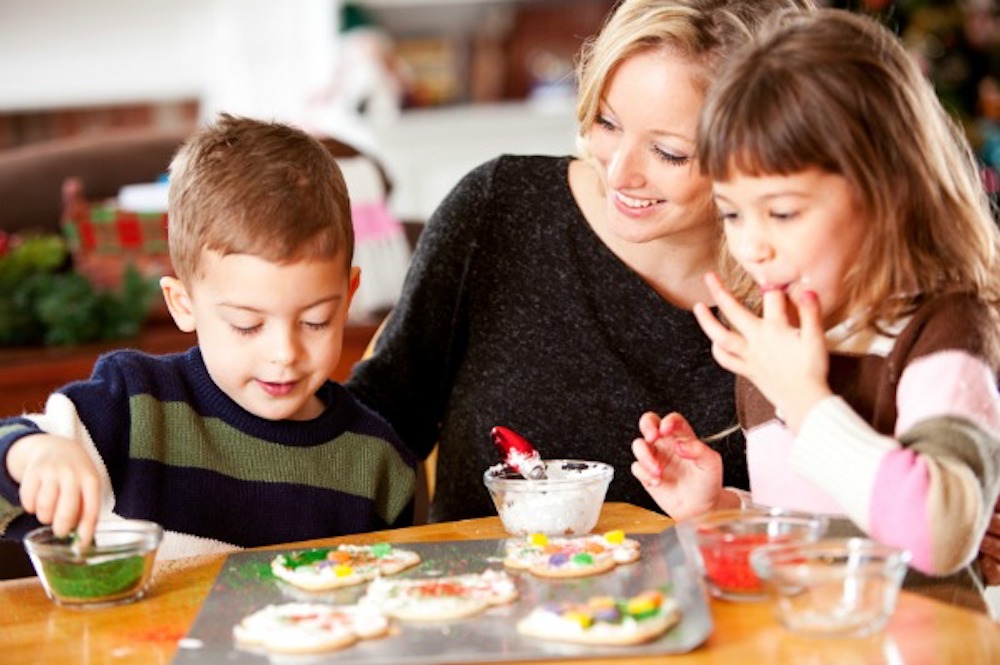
[713,168,867,323]
[586,49,714,244]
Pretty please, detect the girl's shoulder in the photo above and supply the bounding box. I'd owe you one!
[894,293,1000,369]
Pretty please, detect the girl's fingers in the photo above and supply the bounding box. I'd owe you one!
[637,412,662,442]
[693,302,729,341]
[630,459,661,488]
[703,272,755,332]
[796,289,825,341]
[761,287,789,324]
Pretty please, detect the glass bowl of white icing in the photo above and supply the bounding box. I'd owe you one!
[483,460,614,536]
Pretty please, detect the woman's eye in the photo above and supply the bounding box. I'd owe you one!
[653,147,691,166]
[595,114,617,131]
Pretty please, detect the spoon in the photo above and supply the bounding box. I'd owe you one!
[491,426,547,480]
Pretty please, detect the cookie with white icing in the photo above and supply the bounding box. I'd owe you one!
[517,589,681,646]
[271,543,421,591]
[361,568,519,621]
[233,602,390,654]
[503,530,640,578]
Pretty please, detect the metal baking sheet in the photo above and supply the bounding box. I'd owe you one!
[171,526,712,664]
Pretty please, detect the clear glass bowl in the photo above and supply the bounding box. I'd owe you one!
[483,460,613,536]
[24,519,163,608]
[679,508,827,601]
[750,537,910,638]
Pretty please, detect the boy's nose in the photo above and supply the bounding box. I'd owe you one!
[268,328,300,365]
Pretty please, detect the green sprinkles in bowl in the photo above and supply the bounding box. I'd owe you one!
[42,554,148,599]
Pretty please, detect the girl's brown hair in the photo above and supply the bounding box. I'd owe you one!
[167,114,353,283]
[698,8,1000,329]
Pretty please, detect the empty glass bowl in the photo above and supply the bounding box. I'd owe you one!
[24,519,163,608]
[483,460,613,536]
[680,508,827,601]
[750,537,910,638]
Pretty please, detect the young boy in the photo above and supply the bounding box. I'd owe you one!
[0,114,416,559]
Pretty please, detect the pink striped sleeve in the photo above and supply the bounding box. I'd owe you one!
[869,448,932,571]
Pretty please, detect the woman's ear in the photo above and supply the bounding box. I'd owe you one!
[160,276,196,333]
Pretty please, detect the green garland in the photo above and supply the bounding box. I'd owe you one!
[0,234,160,347]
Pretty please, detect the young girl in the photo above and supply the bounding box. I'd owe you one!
[631,7,1000,582]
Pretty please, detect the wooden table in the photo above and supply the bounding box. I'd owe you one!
[1,503,997,664]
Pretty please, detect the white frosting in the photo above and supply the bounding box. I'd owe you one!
[233,603,388,652]
[485,461,613,536]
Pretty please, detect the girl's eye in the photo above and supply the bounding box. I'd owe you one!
[770,210,799,221]
[717,210,739,224]
[303,321,331,331]
[653,146,691,166]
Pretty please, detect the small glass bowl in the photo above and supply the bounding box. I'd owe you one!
[483,460,613,536]
[24,519,163,608]
[680,508,827,601]
[750,537,910,638]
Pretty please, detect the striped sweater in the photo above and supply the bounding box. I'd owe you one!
[0,348,417,559]
[740,293,1000,576]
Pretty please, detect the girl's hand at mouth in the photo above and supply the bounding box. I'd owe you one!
[692,272,833,432]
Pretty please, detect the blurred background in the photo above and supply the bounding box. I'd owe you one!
[1,0,997,222]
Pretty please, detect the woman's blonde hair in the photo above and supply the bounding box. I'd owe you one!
[574,0,817,157]
[698,8,1000,329]
[167,113,353,283]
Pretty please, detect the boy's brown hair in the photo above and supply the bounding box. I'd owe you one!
[167,114,353,283]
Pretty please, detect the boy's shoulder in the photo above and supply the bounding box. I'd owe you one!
[326,381,416,466]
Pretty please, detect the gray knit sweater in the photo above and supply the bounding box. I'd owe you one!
[347,155,745,522]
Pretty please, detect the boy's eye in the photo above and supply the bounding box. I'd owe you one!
[230,324,261,336]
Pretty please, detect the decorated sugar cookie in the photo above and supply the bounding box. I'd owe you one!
[233,602,390,654]
[271,543,421,591]
[361,568,519,621]
[517,589,681,646]
[503,530,640,578]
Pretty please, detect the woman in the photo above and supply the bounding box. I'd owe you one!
[347,0,815,523]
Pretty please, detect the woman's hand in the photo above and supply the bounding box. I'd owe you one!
[693,272,832,432]
[630,411,724,520]
[7,434,101,546]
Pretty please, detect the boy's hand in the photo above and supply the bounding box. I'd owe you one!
[630,411,723,520]
[694,272,832,432]
[7,434,101,546]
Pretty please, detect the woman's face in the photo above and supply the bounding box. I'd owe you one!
[585,49,714,244]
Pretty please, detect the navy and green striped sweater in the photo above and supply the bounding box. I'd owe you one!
[0,348,417,558]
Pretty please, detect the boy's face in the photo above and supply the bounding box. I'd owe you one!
[162,249,359,421]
